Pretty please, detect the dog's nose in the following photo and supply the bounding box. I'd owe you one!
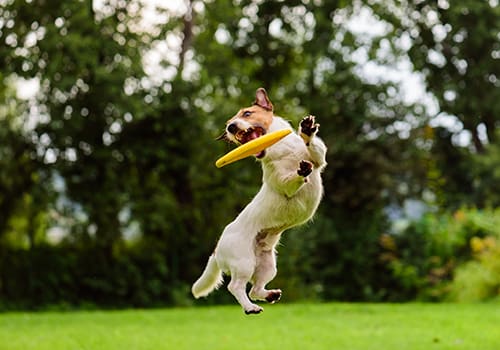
[227,123,238,134]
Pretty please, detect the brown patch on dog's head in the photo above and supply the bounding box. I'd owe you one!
[224,88,274,134]
[229,105,273,131]
[219,88,275,156]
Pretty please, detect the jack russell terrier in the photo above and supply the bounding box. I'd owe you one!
[192,88,327,314]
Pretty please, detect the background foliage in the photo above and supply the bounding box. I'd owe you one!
[0,0,498,309]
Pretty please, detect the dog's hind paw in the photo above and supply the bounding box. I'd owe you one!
[265,289,282,304]
[244,305,264,315]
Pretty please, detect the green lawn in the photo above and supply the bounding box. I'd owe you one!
[0,303,499,350]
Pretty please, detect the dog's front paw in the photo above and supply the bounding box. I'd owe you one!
[297,160,313,177]
[300,115,320,145]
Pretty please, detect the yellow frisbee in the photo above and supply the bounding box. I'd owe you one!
[215,129,292,168]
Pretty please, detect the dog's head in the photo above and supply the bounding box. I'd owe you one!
[218,88,274,158]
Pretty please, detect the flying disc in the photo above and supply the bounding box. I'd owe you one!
[215,129,292,168]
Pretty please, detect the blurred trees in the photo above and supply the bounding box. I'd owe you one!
[0,0,498,308]
[2,1,144,252]
[373,0,500,207]
[0,77,48,249]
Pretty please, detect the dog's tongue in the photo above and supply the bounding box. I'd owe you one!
[248,130,260,141]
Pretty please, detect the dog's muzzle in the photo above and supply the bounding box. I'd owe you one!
[226,123,267,158]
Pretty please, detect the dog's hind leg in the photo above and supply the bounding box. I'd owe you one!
[249,231,282,303]
[249,249,282,303]
[228,267,263,315]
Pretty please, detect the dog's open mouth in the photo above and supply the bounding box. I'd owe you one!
[236,127,265,144]
[235,127,266,158]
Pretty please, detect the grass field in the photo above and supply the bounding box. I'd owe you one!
[1,303,499,350]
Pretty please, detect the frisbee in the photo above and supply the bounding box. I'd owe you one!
[215,129,292,168]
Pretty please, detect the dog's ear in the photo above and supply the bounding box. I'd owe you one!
[254,88,273,111]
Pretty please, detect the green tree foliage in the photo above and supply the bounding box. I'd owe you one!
[371,0,500,207]
[0,75,52,250]
[1,0,152,254]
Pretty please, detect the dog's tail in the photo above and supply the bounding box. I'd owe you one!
[192,254,223,299]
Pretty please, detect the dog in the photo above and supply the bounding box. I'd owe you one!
[192,88,327,314]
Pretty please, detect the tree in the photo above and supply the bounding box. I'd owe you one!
[371,0,500,207]
[0,0,155,254]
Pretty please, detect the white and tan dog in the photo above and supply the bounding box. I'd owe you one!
[192,88,327,314]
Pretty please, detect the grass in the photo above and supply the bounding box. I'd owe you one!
[0,303,499,350]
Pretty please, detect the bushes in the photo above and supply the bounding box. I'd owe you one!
[380,208,500,302]
[277,209,393,302]
[451,236,500,302]
[0,243,175,310]
[2,208,499,310]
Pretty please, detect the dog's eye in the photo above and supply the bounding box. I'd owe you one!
[242,111,252,118]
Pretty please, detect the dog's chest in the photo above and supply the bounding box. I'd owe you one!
[254,172,322,229]
[258,142,323,226]
[284,174,323,219]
